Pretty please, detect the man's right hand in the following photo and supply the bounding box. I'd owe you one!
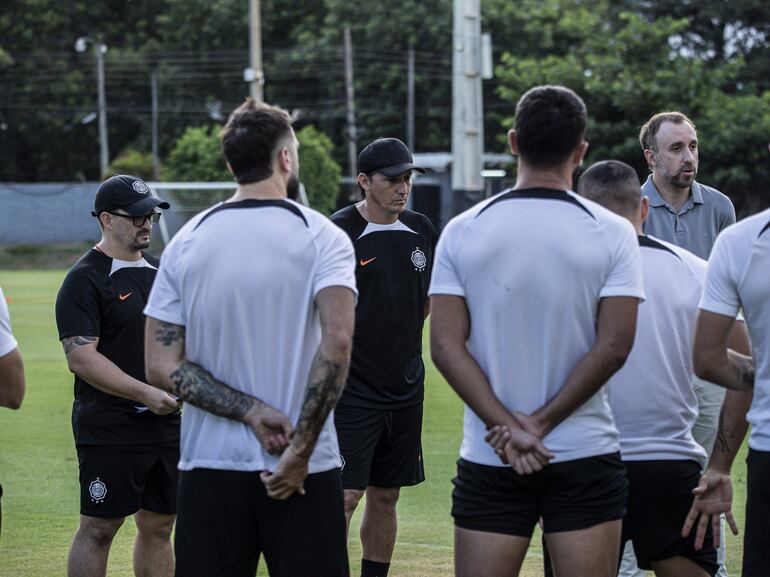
[243,402,293,455]
[682,469,739,550]
[143,387,181,415]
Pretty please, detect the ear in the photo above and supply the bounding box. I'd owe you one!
[640,195,650,224]
[643,148,656,168]
[357,172,371,192]
[572,140,589,166]
[99,212,112,228]
[508,129,518,156]
[225,161,234,175]
[277,146,292,173]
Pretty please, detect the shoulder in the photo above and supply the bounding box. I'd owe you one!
[648,236,707,281]
[695,182,734,210]
[143,252,160,268]
[401,209,438,236]
[61,249,108,286]
[570,192,635,235]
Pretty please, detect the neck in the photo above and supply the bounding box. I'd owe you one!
[228,178,286,202]
[514,162,575,191]
[96,238,143,262]
[358,200,399,225]
[651,173,690,210]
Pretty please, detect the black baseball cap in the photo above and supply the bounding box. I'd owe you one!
[357,138,425,177]
[92,175,170,217]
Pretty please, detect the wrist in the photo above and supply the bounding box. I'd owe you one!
[289,444,311,460]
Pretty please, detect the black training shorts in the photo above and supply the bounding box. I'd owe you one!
[622,459,718,576]
[743,449,770,577]
[335,402,425,490]
[174,467,349,577]
[77,441,179,519]
[452,453,627,537]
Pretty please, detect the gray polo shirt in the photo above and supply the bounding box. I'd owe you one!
[641,175,736,259]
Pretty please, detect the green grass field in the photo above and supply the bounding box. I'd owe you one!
[0,269,749,577]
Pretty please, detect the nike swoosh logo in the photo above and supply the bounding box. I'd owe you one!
[118,292,133,301]
[359,257,377,266]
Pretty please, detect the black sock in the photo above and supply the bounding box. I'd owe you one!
[360,559,390,577]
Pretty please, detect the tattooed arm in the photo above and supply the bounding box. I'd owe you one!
[260,285,356,500]
[683,319,752,549]
[144,318,293,454]
[693,310,755,390]
[61,335,179,415]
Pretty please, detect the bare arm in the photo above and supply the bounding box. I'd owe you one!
[693,310,754,391]
[144,318,292,454]
[0,347,25,410]
[260,285,356,499]
[430,295,553,473]
[683,319,752,548]
[524,296,638,438]
[62,335,178,415]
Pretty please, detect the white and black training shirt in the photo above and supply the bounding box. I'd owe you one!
[56,248,180,446]
[699,208,770,452]
[608,236,708,465]
[0,287,17,358]
[429,188,645,466]
[145,199,357,474]
[331,205,438,410]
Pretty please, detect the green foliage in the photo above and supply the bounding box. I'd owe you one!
[164,125,231,182]
[106,148,155,181]
[297,125,342,215]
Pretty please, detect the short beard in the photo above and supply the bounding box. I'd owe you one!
[286,174,300,201]
[131,236,151,251]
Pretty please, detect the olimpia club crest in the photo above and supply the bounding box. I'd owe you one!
[89,477,107,503]
[132,180,150,194]
[411,247,427,271]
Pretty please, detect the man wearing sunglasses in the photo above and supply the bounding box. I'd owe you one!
[55,175,180,577]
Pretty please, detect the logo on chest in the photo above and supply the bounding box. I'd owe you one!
[411,247,427,272]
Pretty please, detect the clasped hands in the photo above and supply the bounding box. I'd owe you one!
[485,411,554,475]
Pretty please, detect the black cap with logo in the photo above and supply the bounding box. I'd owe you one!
[357,138,425,177]
[92,175,170,217]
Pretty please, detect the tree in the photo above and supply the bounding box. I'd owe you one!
[164,125,230,182]
[297,125,341,215]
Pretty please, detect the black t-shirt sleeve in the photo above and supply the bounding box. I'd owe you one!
[56,269,101,340]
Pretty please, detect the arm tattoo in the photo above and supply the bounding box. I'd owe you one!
[169,361,256,420]
[714,407,731,453]
[62,336,97,355]
[293,350,349,457]
[727,350,755,389]
[154,321,186,346]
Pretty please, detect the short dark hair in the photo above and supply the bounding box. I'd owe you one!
[639,111,696,152]
[357,170,375,198]
[514,85,587,168]
[578,160,641,218]
[220,98,293,185]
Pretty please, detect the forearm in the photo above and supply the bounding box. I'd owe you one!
[68,346,155,405]
[709,388,752,474]
[432,341,516,430]
[291,343,350,458]
[0,348,25,409]
[696,349,754,391]
[533,341,628,437]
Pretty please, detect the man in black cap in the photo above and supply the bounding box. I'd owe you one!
[55,175,180,577]
[331,138,438,577]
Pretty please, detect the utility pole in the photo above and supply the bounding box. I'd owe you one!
[407,44,415,151]
[344,26,357,178]
[76,37,110,178]
[151,73,160,180]
[248,0,264,101]
[451,0,484,215]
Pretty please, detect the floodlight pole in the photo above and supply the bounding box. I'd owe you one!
[76,37,110,177]
[451,0,484,214]
[248,0,264,101]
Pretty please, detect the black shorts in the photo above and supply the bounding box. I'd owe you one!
[622,460,718,576]
[335,403,425,490]
[77,442,179,519]
[174,467,349,577]
[743,449,770,577]
[452,453,627,537]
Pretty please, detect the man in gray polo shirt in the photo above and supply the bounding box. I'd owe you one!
[623,111,736,577]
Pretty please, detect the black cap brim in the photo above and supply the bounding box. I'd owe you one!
[377,163,426,177]
[123,196,170,215]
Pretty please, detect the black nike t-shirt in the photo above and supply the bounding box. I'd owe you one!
[331,205,438,409]
[55,248,180,446]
